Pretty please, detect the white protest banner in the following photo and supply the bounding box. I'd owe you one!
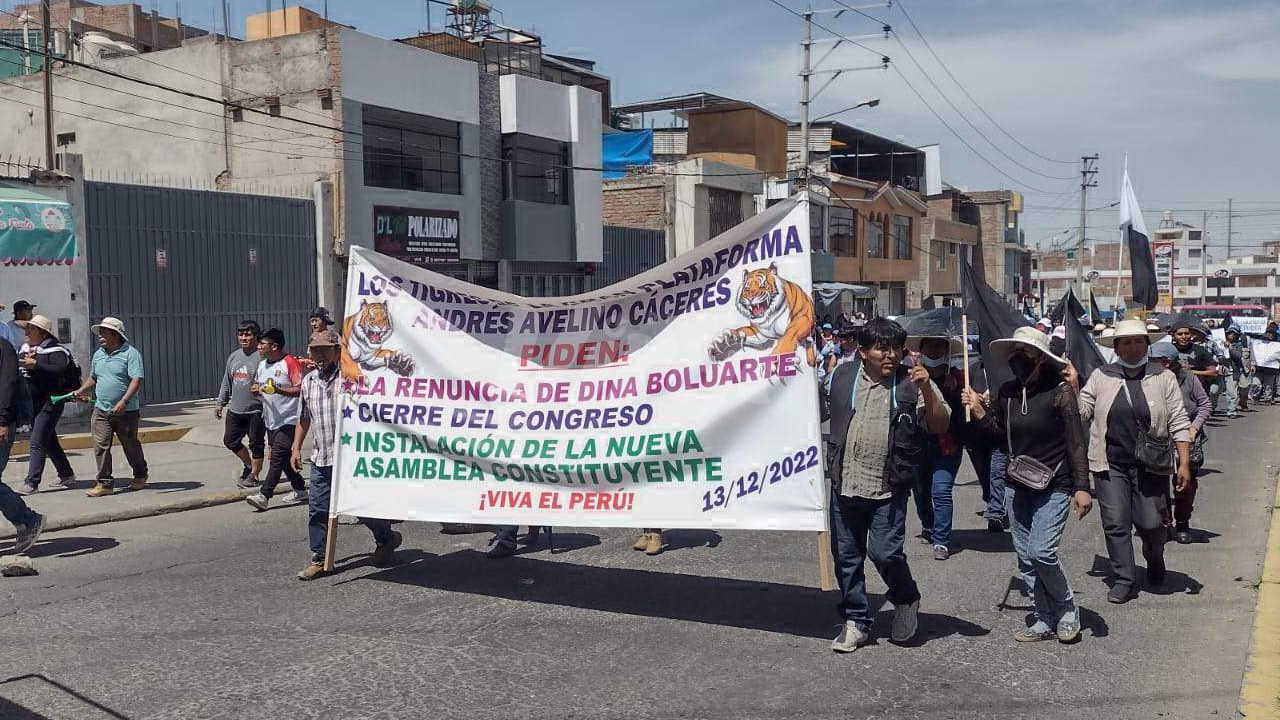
[332,197,825,531]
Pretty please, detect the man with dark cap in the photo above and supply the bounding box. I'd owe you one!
[309,307,335,334]
[1169,315,1219,399]
[1222,325,1254,416]
[292,330,401,580]
[2,300,35,350]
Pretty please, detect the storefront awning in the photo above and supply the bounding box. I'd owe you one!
[814,282,876,302]
[0,182,78,266]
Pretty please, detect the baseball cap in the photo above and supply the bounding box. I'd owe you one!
[308,330,341,348]
[13,300,35,312]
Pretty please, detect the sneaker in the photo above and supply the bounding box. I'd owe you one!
[987,518,1006,533]
[932,545,949,561]
[1175,523,1192,545]
[49,477,77,490]
[17,483,37,496]
[486,538,517,559]
[297,560,325,581]
[632,533,650,551]
[129,478,147,491]
[830,620,868,653]
[1107,585,1135,604]
[245,493,269,511]
[890,600,920,643]
[1227,412,1237,419]
[286,490,309,504]
[85,483,114,497]
[1014,624,1055,642]
[236,475,260,490]
[370,530,403,568]
[1056,610,1081,642]
[645,531,664,556]
[11,513,46,555]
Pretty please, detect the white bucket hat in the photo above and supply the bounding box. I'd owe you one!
[989,326,1068,369]
[905,334,964,356]
[24,314,55,336]
[91,316,128,343]
[1095,318,1163,348]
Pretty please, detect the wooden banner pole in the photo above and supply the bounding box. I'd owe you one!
[323,517,339,571]
[961,315,972,421]
[818,532,836,591]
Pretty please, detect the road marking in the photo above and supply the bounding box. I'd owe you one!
[1240,467,1280,719]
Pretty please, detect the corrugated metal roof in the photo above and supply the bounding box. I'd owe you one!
[786,127,833,152]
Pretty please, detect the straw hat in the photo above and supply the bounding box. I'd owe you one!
[25,314,54,336]
[1095,318,1163,348]
[91,317,128,342]
[989,326,1068,369]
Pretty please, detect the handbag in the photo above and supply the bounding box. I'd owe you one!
[1189,430,1207,469]
[1004,398,1059,491]
[1121,380,1176,475]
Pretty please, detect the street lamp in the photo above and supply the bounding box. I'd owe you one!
[814,98,881,122]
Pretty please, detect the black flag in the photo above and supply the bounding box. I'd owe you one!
[961,259,1031,391]
[1061,289,1107,383]
[1088,287,1103,326]
[1121,165,1158,310]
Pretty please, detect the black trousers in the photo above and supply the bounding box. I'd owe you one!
[260,424,305,499]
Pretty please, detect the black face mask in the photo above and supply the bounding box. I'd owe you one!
[1008,354,1038,382]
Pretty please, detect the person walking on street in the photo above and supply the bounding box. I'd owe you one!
[1077,320,1192,604]
[824,318,950,653]
[292,330,400,580]
[966,356,1011,533]
[74,318,148,497]
[216,320,266,487]
[245,328,307,511]
[0,331,45,554]
[907,333,967,560]
[962,327,1093,643]
[1169,316,1219,407]
[1222,325,1254,416]
[1149,342,1212,544]
[2,300,35,350]
[18,314,79,494]
[1252,330,1280,403]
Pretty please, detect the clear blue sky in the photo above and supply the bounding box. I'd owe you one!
[106,0,1280,253]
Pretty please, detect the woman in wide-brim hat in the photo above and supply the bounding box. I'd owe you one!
[906,332,968,559]
[16,314,79,495]
[963,326,1093,642]
[1076,319,1192,604]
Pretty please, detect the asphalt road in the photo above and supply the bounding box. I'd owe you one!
[1,407,1277,720]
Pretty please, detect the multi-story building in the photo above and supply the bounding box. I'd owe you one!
[0,8,604,306]
[0,0,209,61]
[922,186,981,306]
[966,189,1029,300]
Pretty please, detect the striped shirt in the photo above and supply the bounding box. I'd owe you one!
[300,365,341,467]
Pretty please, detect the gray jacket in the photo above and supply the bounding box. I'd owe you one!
[217,349,262,415]
[1078,362,1192,473]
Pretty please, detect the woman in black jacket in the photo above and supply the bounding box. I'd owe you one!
[963,326,1093,643]
[17,316,77,494]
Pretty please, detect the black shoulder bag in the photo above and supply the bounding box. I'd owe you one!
[1121,378,1176,475]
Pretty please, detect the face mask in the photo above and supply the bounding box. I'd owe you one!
[920,355,948,368]
[1117,354,1148,369]
[1008,354,1038,381]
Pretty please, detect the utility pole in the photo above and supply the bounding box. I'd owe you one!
[1075,154,1099,295]
[1227,198,1233,259]
[40,0,54,170]
[799,9,812,193]
[1201,209,1208,304]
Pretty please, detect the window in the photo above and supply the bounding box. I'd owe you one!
[56,132,75,147]
[1188,248,1202,258]
[1186,277,1199,286]
[932,241,947,270]
[866,214,885,258]
[503,134,569,205]
[1238,276,1268,288]
[708,188,744,238]
[829,205,856,256]
[363,104,461,195]
[1188,231,1202,241]
[892,215,912,260]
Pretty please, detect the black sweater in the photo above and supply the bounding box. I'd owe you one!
[978,371,1091,493]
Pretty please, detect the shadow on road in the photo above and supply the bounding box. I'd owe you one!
[661,529,723,552]
[0,674,133,720]
[949,528,1015,555]
[357,548,895,638]
[144,481,204,493]
[0,536,120,559]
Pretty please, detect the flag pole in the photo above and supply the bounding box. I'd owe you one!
[961,314,971,421]
[1114,232,1126,320]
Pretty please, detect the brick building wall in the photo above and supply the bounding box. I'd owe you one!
[602,177,669,230]
[478,71,502,260]
[2,1,207,50]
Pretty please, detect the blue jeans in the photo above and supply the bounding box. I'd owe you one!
[986,448,1010,523]
[913,444,963,548]
[24,401,74,486]
[1009,486,1077,628]
[307,464,393,557]
[0,425,40,529]
[829,491,920,630]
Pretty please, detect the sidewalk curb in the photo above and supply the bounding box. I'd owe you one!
[1240,469,1280,719]
[0,487,253,541]
[11,426,192,456]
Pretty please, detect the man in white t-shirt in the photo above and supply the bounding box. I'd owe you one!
[246,328,307,511]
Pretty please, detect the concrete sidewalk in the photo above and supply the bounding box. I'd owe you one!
[1,399,307,538]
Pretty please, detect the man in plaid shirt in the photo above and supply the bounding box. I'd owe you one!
[291,330,401,581]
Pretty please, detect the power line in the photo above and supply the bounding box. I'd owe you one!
[893,0,1074,165]
[889,30,1076,181]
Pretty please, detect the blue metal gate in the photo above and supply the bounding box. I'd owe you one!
[85,182,316,403]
